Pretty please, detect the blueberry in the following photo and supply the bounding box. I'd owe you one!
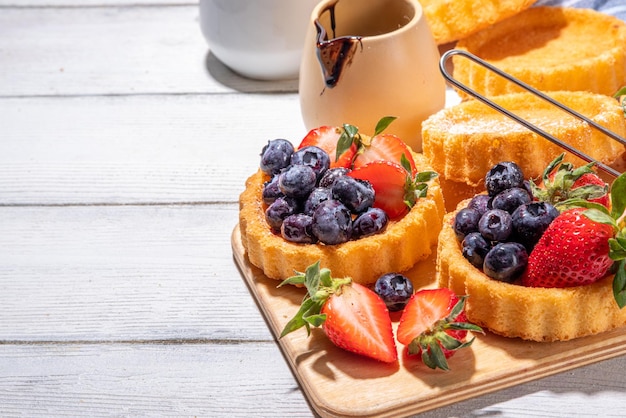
[512,202,559,250]
[262,175,284,205]
[453,207,482,240]
[278,164,317,199]
[303,187,332,215]
[352,207,388,238]
[319,167,351,188]
[467,194,492,216]
[265,196,299,231]
[462,232,492,268]
[491,187,532,214]
[483,242,528,282]
[331,176,375,213]
[281,214,317,244]
[485,161,525,197]
[290,146,330,181]
[374,273,414,312]
[311,200,352,245]
[260,139,294,175]
[478,209,513,242]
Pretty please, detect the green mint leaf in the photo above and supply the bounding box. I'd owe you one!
[374,116,397,135]
[613,259,626,309]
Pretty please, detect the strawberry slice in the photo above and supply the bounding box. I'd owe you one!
[279,261,397,363]
[397,288,482,370]
[352,133,417,175]
[298,126,357,169]
[349,160,437,220]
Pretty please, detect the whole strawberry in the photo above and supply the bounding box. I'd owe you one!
[522,207,614,288]
[279,261,397,363]
[531,153,609,208]
[396,288,482,370]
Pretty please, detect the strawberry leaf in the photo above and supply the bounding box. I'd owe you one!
[610,173,626,220]
[423,341,449,371]
[374,116,397,136]
[613,260,626,309]
[279,261,352,338]
[400,153,412,174]
[304,261,322,297]
[613,86,626,98]
[584,208,618,229]
[280,298,316,337]
[609,237,626,260]
[415,171,438,183]
[336,124,359,162]
[446,322,484,333]
[303,311,327,328]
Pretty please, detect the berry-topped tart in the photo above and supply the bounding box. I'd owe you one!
[238,117,446,285]
[437,155,626,342]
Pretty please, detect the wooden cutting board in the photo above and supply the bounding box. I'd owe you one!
[231,225,626,418]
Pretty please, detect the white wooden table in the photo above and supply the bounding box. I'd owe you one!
[1,1,625,416]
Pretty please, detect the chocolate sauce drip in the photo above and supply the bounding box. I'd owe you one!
[314,3,362,88]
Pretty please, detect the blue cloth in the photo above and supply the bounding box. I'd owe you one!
[534,0,626,21]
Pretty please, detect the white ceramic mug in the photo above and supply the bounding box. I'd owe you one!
[200,0,320,80]
[299,0,445,151]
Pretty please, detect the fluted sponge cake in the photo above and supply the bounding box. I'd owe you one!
[418,0,537,45]
[422,90,626,188]
[437,209,626,342]
[453,7,626,97]
[239,153,445,285]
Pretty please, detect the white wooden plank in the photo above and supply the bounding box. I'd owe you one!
[0,93,304,205]
[0,343,624,417]
[0,204,276,341]
[0,343,312,417]
[0,6,298,96]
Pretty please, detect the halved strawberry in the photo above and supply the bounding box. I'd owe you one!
[352,133,417,175]
[298,126,357,169]
[397,288,482,370]
[279,261,397,363]
[531,153,609,208]
[349,160,437,220]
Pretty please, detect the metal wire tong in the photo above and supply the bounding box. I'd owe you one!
[439,49,626,178]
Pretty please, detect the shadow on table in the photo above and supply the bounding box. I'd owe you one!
[204,51,299,94]
[414,354,626,417]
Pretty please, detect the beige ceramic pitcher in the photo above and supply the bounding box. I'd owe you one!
[299,0,445,151]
